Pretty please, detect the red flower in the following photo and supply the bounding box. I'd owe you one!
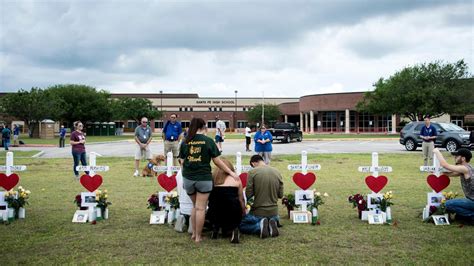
[316,220,321,225]
[91,220,97,225]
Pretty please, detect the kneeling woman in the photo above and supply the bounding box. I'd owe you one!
[207,158,245,243]
[179,118,238,243]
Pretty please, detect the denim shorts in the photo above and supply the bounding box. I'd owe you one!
[183,178,213,195]
[215,135,224,143]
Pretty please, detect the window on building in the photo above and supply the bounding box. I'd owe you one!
[219,107,223,111]
[179,107,182,111]
[213,107,218,111]
[181,121,190,128]
[209,107,212,111]
[358,112,375,132]
[154,121,164,129]
[190,107,193,111]
[350,111,356,130]
[207,121,216,128]
[451,115,464,127]
[224,121,230,128]
[377,115,391,132]
[237,120,248,128]
[322,111,337,132]
[127,121,138,129]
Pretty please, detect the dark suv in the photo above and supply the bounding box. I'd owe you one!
[399,122,472,152]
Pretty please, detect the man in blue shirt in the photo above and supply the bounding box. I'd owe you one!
[162,113,183,166]
[13,124,20,146]
[59,125,67,148]
[420,115,438,166]
[2,124,11,151]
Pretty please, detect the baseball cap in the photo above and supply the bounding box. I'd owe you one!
[451,148,472,162]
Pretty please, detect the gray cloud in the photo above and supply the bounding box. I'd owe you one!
[0,0,472,95]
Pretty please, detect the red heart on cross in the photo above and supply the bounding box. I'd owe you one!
[80,174,103,192]
[239,173,248,188]
[427,174,450,193]
[292,172,316,190]
[365,175,388,193]
[0,173,20,191]
[157,173,177,192]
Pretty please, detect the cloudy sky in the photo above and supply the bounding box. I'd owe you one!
[0,0,472,97]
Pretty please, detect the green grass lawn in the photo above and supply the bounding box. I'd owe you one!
[16,135,135,145]
[0,153,472,264]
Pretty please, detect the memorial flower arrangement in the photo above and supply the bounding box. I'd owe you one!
[308,191,329,210]
[95,189,112,213]
[282,193,296,218]
[379,191,394,212]
[429,191,459,216]
[165,191,180,209]
[348,193,367,218]
[147,193,161,211]
[4,186,31,211]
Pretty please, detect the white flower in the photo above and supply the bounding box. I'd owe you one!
[315,192,321,196]
[18,186,23,191]
[26,190,31,194]
[323,192,329,197]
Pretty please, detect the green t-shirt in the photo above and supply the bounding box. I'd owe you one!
[179,134,221,181]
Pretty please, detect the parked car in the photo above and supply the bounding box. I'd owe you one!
[269,122,303,143]
[399,121,472,152]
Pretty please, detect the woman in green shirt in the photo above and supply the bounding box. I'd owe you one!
[179,117,238,243]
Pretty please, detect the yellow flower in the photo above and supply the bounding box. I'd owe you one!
[104,195,108,199]
[441,199,446,204]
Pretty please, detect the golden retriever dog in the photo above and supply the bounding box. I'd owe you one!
[142,154,166,177]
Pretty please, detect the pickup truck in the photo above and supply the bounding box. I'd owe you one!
[269,122,303,143]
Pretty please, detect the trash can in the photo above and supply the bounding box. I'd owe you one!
[93,122,101,136]
[108,122,116,136]
[100,122,108,136]
[86,123,93,136]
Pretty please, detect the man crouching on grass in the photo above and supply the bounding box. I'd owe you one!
[433,148,474,225]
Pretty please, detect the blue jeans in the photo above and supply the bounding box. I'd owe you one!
[72,151,88,176]
[3,138,10,150]
[239,214,279,235]
[445,198,474,217]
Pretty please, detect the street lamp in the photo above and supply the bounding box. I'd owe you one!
[234,90,238,130]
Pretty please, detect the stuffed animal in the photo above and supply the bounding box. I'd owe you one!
[142,154,166,177]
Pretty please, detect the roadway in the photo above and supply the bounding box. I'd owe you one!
[12,139,410,158]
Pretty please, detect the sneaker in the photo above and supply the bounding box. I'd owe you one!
[269,219,279,237]
[133,170,139,177]
[230,228,240,244]
[260,218,270,239]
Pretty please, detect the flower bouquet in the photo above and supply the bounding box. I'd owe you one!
[96,189,111,220]
[74,194,88,210]
[4,186,31,219]
[424,191,458,223]
[348,193,367,219]
[164,191,179,224]
[307,191,329,225]
[282,193,296,218]
[147,193,161,211]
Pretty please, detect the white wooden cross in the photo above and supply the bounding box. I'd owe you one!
[235,152,252,175]
[153,152,181,176]
[0,151,27,179]
[287,151,321,212]
[358,152,392,179]
[419,154,446,177]
[76,152,109,176]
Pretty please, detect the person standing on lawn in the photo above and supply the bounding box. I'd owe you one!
[13,124,20,147]
[254,125,273,164]
[162,113,183,166]
[2,124,11,151]
[179,117,239,243]
[420,115,437,166]
[70,121,88,180]
[133,117,153,177]
[59,125,67,148]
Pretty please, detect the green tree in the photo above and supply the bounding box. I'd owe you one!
[246,103,282,126]
[0,88,64,137]
[112,97,161,123]
[47,84,114,125]
[357,60,472,121]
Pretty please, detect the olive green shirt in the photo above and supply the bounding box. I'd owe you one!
[179,134,220,181]
[246,165,284,217]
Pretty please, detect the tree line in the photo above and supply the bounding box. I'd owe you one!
[0,85,160,137]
